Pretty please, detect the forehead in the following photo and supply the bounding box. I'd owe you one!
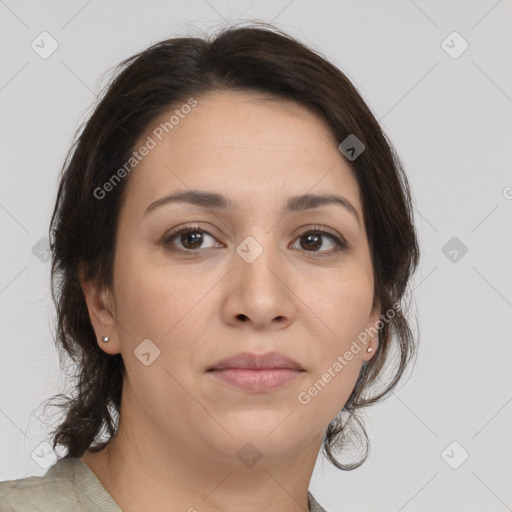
[121,90,362,218]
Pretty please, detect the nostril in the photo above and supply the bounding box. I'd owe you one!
[236,314,248,322]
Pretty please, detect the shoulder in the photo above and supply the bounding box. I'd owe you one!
[0,458,83,512]
[308,490,329,512]
[1,459,325,512]
[0,457,120,512]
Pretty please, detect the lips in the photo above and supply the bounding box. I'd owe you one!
[207,351,305,393]
[207,351,304,371]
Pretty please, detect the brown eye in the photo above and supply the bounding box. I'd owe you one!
[177,230,204,250]
[292,227,348,256]
[162,224,348,257]
[163,225,220,252]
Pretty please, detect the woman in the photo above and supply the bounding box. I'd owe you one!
[0,22,419,512]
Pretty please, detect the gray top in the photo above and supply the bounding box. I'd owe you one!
[0,457,328,511]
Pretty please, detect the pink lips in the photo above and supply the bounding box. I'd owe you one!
[207,351,305,393]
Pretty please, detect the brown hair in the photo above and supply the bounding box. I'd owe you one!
[47,22,419,470]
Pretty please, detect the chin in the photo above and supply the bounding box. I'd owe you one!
[201,411,310,459]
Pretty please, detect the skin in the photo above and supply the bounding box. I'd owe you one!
[80,90,380,512]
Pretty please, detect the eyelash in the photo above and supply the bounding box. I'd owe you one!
[162,223,348,257]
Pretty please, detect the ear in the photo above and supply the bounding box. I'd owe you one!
[362,301,380,362]
[80,274,121,355]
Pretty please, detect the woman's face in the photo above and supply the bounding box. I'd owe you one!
[86,91,380,465]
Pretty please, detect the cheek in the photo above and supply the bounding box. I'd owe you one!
[112,250,213,381]
[112,255,206,421]
[297,261,374,346]
[113,247,195,340]
[293,265,373,423]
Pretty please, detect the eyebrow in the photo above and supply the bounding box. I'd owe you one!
[143,189,360,225]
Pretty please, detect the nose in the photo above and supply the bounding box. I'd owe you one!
[222,236,296,331]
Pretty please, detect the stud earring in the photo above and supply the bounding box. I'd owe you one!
[367,346,373,353]
[102,336,110,343]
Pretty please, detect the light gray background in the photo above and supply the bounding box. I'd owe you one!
[1,1,511,511]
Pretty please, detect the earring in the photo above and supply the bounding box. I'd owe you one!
[367,346,373,353]
[102,336,110,343]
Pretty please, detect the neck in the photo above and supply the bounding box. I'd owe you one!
[81,381,324,512]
